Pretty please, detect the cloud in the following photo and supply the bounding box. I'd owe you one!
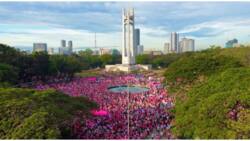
[0,24,122,49]
[0,2,121,33]
[179,19,250,38]
[1,2,250,50]
[137,25,169,37]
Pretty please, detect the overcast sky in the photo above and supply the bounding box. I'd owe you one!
[1,2,250,51]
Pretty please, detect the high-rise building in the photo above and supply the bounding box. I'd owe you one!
[164,43,170,54]
[59,40,73,55]
[170,32,179,53]
[61,40,66,47]
[225,38,238,48]
[33,43,47,53]
[188,39,195,52]
[179,38,195,52]
[48,48,54,55]
[134,28,140,55]
[134,29,140,46]
[68,40,73,48]
[68,40,73,54]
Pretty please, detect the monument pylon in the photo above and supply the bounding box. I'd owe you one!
[122,8,135,65]
[105,8,151,72]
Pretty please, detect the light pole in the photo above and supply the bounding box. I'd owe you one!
[127,77,130,139]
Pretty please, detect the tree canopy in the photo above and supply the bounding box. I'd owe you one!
[0,88,97,139]
[164,46,250,139]
[173,68,250,139]
[0,63,18,86]
[164,48,242,92]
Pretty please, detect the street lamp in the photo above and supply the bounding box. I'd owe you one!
[127,77,130,139]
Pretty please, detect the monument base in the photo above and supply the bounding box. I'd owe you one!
[105,64,152,72]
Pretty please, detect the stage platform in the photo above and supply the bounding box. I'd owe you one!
[105,64,152,72]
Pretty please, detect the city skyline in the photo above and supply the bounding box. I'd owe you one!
[1,2,250,51]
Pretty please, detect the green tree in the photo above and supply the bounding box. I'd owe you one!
[78,48,93,56]
[0,63,18,86]
[136,54,151,64]
[49,55,81,77]
[0,88,97,139]
[31,52,50,79]
[165,50,241,87]
[0,43,22,66]
[173,68,250,139]
[100,54,113,66]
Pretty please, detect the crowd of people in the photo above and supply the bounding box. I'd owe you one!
[35,74,174,139]
[228,102,245,121]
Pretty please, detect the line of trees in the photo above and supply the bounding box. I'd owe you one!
[0,43,191,87]
[135,52,195,69]
[0,44,99,139]
[0,44,121,86]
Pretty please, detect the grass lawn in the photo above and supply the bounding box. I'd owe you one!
[75,69,102,77]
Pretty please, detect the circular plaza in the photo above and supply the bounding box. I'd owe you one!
[35,74,174,139]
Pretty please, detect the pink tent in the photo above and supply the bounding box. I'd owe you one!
[91,109,108,116]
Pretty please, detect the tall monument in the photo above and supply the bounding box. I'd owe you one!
[122,8,136,65]
[105,8,151,72]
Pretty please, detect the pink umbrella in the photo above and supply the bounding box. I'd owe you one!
[91,109,108,116]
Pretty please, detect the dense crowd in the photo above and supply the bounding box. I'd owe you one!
[35,74,174,139]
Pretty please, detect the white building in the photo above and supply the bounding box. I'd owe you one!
[33,43,47,53]
[170,32,179,53]
[164,43,170,54]
[99,48,111,55]
[48,48,54,55]
[179,38,195,52]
